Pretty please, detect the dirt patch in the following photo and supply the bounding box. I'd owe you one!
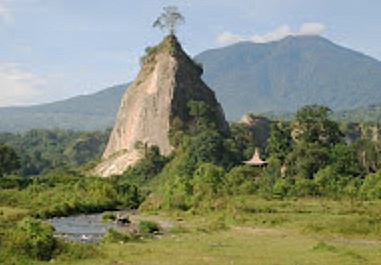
[233,226,381,246]
[232,226,287,237]
[326,237,381,245]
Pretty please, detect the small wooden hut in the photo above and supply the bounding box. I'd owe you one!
[243,148,267,167]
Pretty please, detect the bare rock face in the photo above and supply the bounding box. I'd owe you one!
[239,114,272,149]
[95,35,228,177]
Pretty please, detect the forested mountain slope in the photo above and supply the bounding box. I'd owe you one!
[0,84,126,132]
[196,36,381,119]
[2,36,381,131]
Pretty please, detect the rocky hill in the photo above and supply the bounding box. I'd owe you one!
[95,35,228,177]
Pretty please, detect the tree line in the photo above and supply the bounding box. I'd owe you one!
[0,103,380,210]
[143,104,381,211]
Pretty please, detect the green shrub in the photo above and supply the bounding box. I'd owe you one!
[292,177,318,197]
[192,163,226,203]
[314,166,351,198]
[0,176,137,218]
[225,166,257,195]
[0,175,32,189]
[102,228,137,243]
[360,172,381,199]
[8,217,56,261]
[272,178,291,199]
[137,220,161,235]
[101,211,117,222]
[163,174,192,211]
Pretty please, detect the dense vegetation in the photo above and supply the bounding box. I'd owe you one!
[0,103,380,264]
[262,104,381,124]
[333,104,381,123]
[0,128,111,176]
[140,104,381,214]
[196,35,381,120]
[0,130,143,263]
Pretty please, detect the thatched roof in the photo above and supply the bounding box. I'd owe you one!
[243,148,267,166]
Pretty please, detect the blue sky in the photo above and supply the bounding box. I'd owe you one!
[0,0,380,107]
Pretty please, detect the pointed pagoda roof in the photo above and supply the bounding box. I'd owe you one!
[243,148,267,166]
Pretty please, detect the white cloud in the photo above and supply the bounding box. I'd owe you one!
[0,62,45,107]
[215,31,245,45]
[299,22,325,36]
[0,1,11,24]
[0,2,6,15]
[216,22,325,45]
[250,24,292,43]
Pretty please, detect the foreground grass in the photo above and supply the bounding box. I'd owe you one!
[230,197,381,239]
[49,226,381,265]
[37,197,381,265]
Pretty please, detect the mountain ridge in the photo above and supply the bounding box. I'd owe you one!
[195,35,381,119]
[1,35,381,132]
[0,84,127,132]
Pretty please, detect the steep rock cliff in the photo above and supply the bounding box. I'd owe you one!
[95,35,228,177]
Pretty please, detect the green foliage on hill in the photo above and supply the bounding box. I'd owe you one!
[196,36,381,120]
[118,145,169,186]
[0,170,140,218]
[1,104,380,214]
[140,104,381,213]
[263,104,381,124]
[333,104,381,123]
[0,144,20,176]
[0,128,110,176]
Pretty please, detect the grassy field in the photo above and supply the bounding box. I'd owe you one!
[34,197,381,265]
[52,227,380,265]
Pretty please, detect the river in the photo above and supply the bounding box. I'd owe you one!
[47,212,124,242]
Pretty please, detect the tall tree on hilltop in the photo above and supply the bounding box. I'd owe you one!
[153,6,185,35]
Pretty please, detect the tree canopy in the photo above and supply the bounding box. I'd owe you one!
[0,144,20,177]
[153,6,185,35]
[294,104,342,147]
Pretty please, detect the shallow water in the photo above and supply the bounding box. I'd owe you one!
[47,213,120,242]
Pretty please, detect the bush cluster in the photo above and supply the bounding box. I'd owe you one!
[6,217,56,261]
[137,220,161,235]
